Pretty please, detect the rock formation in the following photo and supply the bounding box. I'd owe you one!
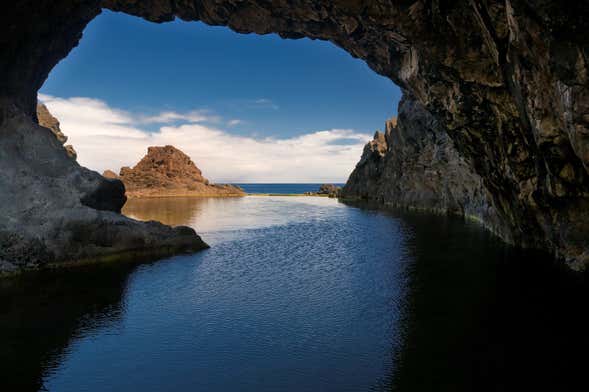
[304,184,341,197]
[0,104,207,274]
[102,169,119,179]
[106,145,245,198]
[1,1,588,269]
[37,103,77,159]
[343,95,500,228]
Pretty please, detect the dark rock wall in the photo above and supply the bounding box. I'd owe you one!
[343,94,503,237]
[1,0,587,268]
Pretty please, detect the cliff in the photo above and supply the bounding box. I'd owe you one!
[105,145,245,198]
[343,95,500,229]
[1,1,588,269]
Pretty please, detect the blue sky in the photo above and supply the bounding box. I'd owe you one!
[40,10,401,182]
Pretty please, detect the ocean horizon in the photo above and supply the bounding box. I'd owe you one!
[232,183,345,194]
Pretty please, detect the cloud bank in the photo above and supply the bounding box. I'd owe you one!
[38,94,371,183]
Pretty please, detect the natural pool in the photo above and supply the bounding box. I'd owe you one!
[1,196,586,391]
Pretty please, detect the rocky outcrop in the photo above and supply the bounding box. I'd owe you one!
[37,103,77,159]
[0,105,207,274]
[343,95,501,231]
[304,184,342,197]
[318,184,342,198]
[102,169,119,179]
[1,1,588,269]
[108,145,245,198]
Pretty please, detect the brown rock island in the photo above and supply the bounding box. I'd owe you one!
[104,145,245,198]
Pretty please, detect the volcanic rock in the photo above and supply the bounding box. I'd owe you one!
[112,145,245,198]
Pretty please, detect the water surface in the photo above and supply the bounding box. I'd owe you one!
[233,183,344,194]
[1,196,586,391]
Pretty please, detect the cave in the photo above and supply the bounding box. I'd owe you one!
[1,0,588,272]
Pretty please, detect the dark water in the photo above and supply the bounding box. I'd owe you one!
[234,183,345,194]
[1,196,587,391]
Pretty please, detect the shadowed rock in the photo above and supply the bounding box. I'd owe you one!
[0,106,208,274]
[343,95,501,233]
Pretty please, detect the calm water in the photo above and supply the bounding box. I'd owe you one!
[1,196,587,391]
[234,183,345,194]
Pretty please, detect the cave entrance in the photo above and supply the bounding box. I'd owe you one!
[40,10,400,189]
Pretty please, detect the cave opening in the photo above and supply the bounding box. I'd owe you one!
[1,1,587,270]
[39,10,401,186]
[1,2,588,391]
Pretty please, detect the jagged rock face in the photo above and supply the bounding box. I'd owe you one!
[36,103,66,144]
[113,145,245,197]
[36,103,77,159]
[1,1,588,268]
[343,95,502,233]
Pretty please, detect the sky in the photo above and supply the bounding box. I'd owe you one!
[40,10,401,183]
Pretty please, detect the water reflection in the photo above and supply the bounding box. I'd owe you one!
[0,197,586,391]
[0,263,136,391]
[122,197,207,227]
[343,203,588,391]
[123,196,348,244]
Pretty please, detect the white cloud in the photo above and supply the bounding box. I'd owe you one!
[38,94,371,183]
[252,98,279,110]
[227,119,243,126]
[138,110,220,124]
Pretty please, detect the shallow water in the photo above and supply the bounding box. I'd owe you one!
[1,196,586,391]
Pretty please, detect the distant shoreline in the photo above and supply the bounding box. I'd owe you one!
[125,193,333,199]
[246,193,331,197]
